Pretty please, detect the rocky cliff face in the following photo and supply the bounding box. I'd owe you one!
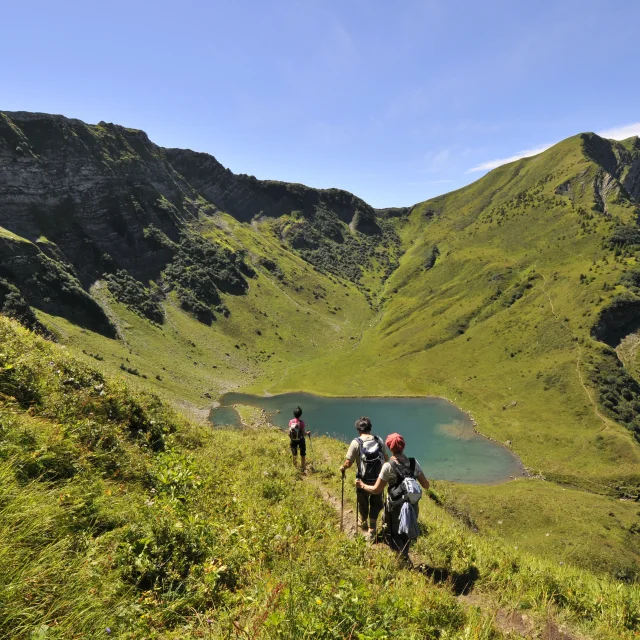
[582,133,640,203]
[0,111,388,332]
[164,148,380,232]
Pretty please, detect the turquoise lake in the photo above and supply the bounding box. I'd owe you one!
[210,392,525,484]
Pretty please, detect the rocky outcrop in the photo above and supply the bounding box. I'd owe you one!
[582,132,640,205]
[591,292,640,347]
[0,110,389,332]
[0,112,195,286]
[165,148,378,233]
[621,137,640,202]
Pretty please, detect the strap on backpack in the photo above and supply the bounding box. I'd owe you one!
[355,437,363,479]
[389,458,417,489]
[388,459,404,490]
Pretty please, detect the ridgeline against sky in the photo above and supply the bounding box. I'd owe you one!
[2,0,640,207]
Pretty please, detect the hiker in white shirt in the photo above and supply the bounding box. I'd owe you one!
[339,417,389,541]
[357,433,429,557]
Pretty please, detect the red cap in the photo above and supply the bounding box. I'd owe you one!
[385,433,405,453]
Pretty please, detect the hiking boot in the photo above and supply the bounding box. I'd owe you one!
[364,529,376,543]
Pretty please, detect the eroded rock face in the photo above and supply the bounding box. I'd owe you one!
[0,112,192,286]
[164,148,378,232]
[582,132,640,204]
[622,138,640,202]
[0,110,388,332]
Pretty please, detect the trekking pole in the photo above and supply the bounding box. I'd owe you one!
[355,480,358,533]
[307,432,313,472]
[340,471,345,532]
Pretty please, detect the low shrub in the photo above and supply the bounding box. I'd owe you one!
[104,270,164,323]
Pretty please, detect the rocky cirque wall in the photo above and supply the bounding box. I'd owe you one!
[0,110,382,332]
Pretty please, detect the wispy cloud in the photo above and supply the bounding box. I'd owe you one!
[598,122,640,140]
[424,148,452,172]
[466,143,553,173]
[466,121,640,174]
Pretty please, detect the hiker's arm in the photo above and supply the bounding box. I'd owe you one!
[340,441,358,474]
[417,472,429,490]
[355,477,387,495]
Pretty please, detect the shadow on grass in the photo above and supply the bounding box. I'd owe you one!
[414,563,480,596]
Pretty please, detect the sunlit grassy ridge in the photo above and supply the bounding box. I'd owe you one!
[2,315,640,639]
[259,135,640,577]
[279,134,640,484]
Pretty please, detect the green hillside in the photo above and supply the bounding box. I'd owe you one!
[2,111,640,620]
[2,315,640,639]
[278,133,640,492]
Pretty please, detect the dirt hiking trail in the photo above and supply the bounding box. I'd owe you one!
[303,458,584,640]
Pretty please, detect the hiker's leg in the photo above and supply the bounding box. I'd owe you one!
[388,504,405,553]
[368,493,384,537]
[290,442,298,467]
[356,488,369,531]
[300,439,307,472]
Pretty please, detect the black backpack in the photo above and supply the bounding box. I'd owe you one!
[356,435,385,483]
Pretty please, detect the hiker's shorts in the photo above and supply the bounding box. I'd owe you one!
[290,438,306,456]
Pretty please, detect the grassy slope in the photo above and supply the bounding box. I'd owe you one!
[41,212,371,412]
[281,136,638,481]
[31,135,640,578]
[268,136,640,574]
[2,315,640,640]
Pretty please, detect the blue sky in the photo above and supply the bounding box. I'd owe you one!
[2,0,639,207]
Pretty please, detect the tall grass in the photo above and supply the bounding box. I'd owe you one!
[1,315,639,639]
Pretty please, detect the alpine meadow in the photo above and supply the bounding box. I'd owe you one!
[2,110,640,639]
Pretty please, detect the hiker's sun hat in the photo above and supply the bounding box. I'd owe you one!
[385,433,405,453]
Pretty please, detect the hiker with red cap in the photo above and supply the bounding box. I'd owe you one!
[339,416,389,541]
[356,433,430,558]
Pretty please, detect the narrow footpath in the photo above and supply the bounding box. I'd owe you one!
[304,457,582,640]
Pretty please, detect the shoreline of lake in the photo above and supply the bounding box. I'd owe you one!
[210,392,527,485]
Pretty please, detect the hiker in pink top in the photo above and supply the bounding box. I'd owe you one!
[288,406,311,472]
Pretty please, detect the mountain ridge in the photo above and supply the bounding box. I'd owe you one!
[0,110,397,333]
[3,111,640,579]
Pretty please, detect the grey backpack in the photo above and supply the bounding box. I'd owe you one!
[356,435,385,483]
